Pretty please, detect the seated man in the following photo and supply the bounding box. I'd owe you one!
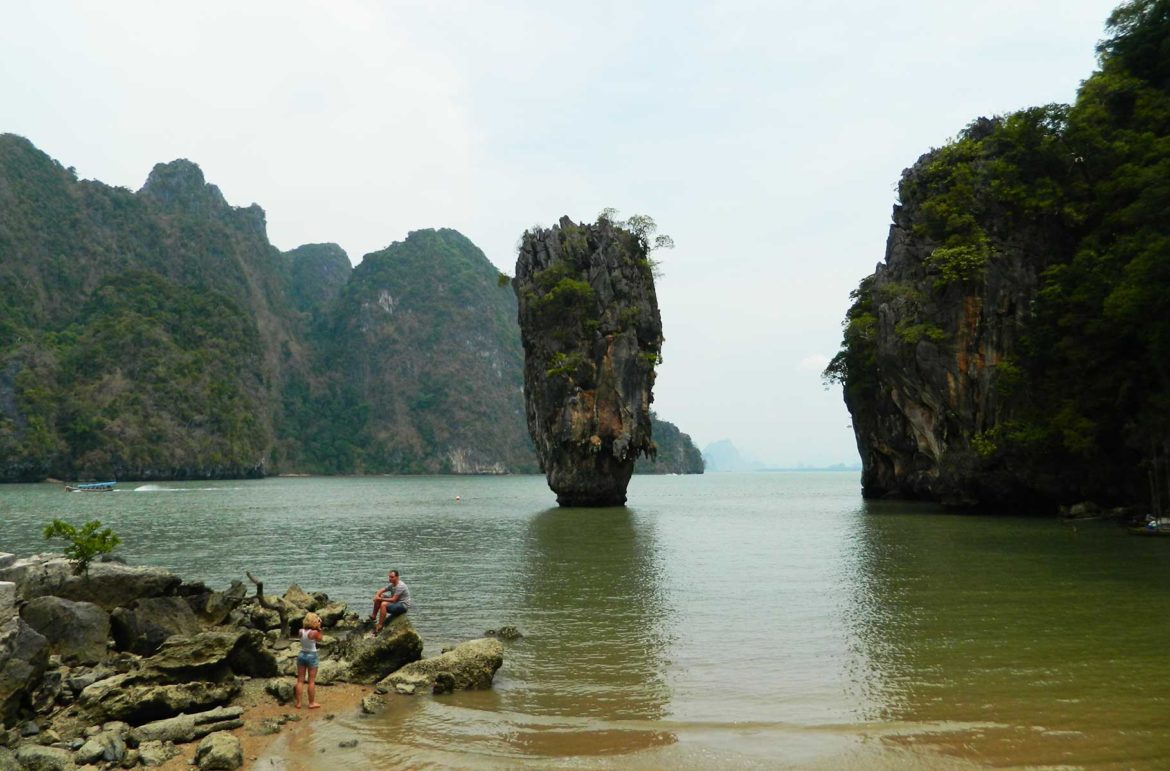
[370,569,412,633]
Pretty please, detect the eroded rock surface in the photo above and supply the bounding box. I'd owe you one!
[514,215,663,506]
[0,618,49,726]
[346,620,423,684]
[382,637,503,694]
[0,551,507,767]
[834,128,1073,508]
[20,597,109,665]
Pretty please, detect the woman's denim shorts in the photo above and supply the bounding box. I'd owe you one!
[297,651,319,669]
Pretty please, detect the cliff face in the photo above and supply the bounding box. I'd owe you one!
[0,136,701,482]
[0,138,292,481]
[845,137,1071,506]
[834,4,1170,511]
[307,228,537,474]
[515,215,663,505]
[634,414,705,474]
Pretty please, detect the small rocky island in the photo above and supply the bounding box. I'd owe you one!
[514,215,664,506]
[0,553,505,769]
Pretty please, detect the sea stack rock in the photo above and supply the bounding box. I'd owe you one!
[514,215,663,506]
[831,118,1073,508]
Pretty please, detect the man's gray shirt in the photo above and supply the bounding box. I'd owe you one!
[385,580,412,608]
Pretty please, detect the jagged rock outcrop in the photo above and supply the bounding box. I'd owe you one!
[832,7,1170,511]
[514,215,663,506]
[110,597,203,655]
[381,637,503,694]
[0,556,182,611]
[840,135,1069,507]
[0,550,508,768]
[345,619,423,684]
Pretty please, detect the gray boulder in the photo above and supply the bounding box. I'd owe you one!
[0,556,181,611]
[195,730,242,770]
[382,638,503,694]
[64,665,115,696]
[21,597,109,665]
[78,674,239,725]
[0,618,49,728]
[243,604,281,631]
[185,581,247,626]
[281,585,316,611]
[110,597,202,656]
[136,739,180,766]
[315,601,348,629]
[74,728,126,765]
[346,620,423,684]
[13,744,75,770]
[146,630,276,683]
[360,694,385,714]
[264,680,293,705]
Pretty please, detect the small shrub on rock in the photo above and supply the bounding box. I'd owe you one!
[42,519,121,576]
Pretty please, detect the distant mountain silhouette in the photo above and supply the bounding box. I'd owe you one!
[701,440,763,472]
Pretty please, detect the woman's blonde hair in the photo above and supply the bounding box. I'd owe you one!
[303,612,322,630]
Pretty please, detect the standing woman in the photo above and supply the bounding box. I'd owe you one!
[295,612,323,709]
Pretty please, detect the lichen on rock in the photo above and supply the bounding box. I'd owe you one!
[514,215,663,506]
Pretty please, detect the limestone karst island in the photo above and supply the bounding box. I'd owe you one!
[5,1,1170,769]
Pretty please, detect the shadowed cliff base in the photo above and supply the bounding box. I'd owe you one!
[514,215,664,506]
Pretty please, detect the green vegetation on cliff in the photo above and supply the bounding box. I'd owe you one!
[0,138,288,480]
[0,137,700,481]
[293,228,538,474]
[635,414,705,474]
[829,0,1170,508]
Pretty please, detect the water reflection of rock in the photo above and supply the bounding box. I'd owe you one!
[846,501,1170,768]
[512,506,674,753]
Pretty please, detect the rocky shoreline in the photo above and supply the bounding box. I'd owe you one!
[0,553,505,770]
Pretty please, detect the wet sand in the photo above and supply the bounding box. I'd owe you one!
[155,680,370,770]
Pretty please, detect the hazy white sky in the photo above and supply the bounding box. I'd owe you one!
[2,1,1121,466]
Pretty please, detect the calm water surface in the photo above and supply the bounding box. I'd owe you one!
[2,473,1169,769]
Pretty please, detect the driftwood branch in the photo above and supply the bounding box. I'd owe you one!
[246,571,289,638]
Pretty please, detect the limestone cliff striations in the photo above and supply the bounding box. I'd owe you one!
[831,6,1170,511]
[833,118,1076,508]
[515,216,663,506]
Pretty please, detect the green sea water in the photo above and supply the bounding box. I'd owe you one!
[2,473,1168,769]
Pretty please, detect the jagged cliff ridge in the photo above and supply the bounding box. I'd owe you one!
[515,215,664,505]
[828,1,1170,510]
[302,229,538,474]
[0,137,534,479]
[0,139,296,481]
[0,135,699,481]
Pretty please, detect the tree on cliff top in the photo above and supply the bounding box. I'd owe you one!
[1098,0,1170,88]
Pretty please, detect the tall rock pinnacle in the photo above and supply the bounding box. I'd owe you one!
[514,215,663,506]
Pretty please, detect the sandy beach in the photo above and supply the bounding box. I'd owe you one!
[154,681,370,770]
